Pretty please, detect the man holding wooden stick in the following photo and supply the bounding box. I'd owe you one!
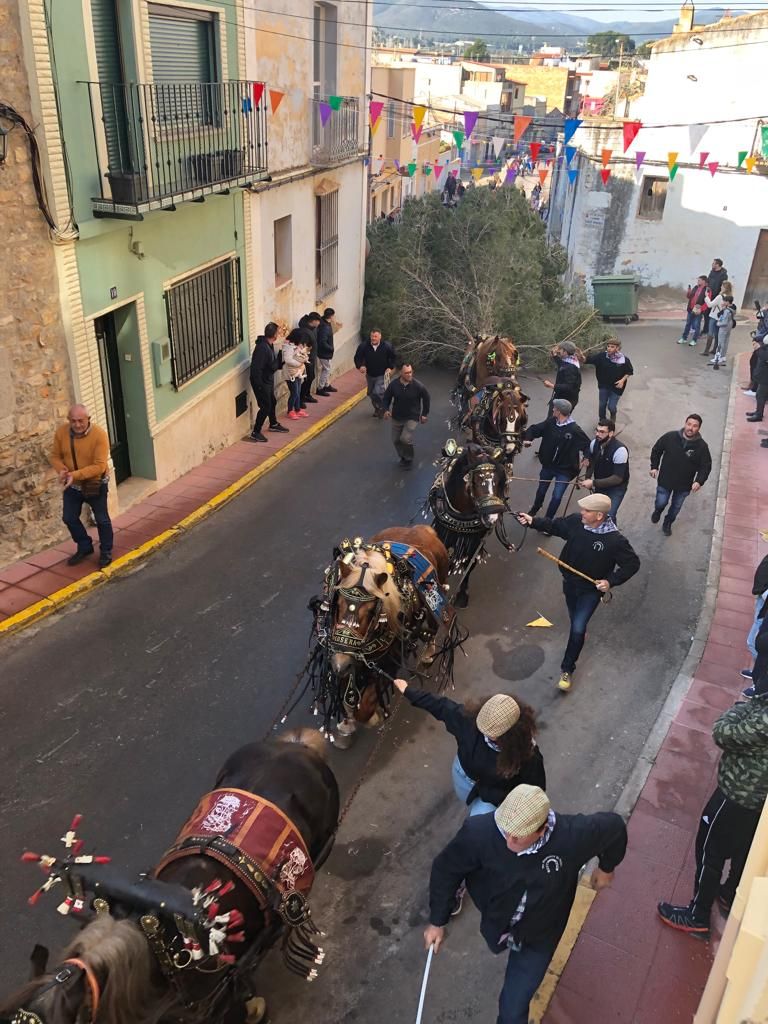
[515,494,640,692]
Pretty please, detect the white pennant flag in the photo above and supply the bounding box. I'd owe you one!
[372,158,384,175]
[492,136,506,158]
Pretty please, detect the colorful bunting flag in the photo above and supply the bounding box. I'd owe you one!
[635,151,646,170]
[565,146,577,166]
[708,161,719,177]
[601,148,612,167]
[622,120,642,153]
[762,126,768,158]
[746,155,757,173]
[669,164,679,181]
[411,123,423,144]
[538,168,548,185]
[241,97,252,114]
[372,158,384,175]
[370,100,384,132]
[450,168,459,178]
[328,95,343,112]
[407,162,416,177]
[737,150,748,168]
[394,159,400,171]
[505,168,517,184]
[492,136,505,158]
[530,142,541,162]
[464,111,479,137]
[667,152,678,171]
[513,116,532,142]
[319,102,332,127]
[269,90,284,115]
[413,105,426,128]
[564,119,582,144]
[434,161,444,178]
[452,129,465,150]
[253,83,265,107]
[600,168,611,185]
[424,165,432,175]
[567,168,578,185]
[471,166,484,181]
[698,151,709,168]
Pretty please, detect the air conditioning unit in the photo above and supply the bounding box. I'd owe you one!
[152,337,173,386]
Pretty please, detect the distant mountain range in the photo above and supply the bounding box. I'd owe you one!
[373,1,736,47]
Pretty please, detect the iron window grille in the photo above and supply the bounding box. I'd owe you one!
[316,189,339,300]
[164,256,243,387]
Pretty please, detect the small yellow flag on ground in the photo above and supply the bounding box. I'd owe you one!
[760,529,768,543]
[527,614,553,628]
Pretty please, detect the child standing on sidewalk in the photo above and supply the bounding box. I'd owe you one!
[283,329,310,420]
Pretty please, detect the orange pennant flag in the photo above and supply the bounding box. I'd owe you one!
[667,151,678,171]
[413,105,426,129]
[601,148,612,167]
[269,90,284,115]
[513,115,533,142]
[538,168,548,185]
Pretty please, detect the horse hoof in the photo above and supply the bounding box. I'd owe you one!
[246,997,268,1024]
[454,592,469,608]
[366,711,384,728]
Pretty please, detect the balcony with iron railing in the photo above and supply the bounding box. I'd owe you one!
[310,96,361,168]
[83,80,269,219]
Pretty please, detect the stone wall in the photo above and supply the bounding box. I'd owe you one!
[0,0,73,568]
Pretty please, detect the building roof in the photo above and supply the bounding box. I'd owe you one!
[652,9,768,51]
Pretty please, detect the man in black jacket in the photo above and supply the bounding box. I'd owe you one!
[382,363,430,467]
[516,493,640,691]
[746,337,768,423]
[543,340,582,412]
[650,414,712,535]
[425,784,627,1024]
[297,311,321,405]
[581,418,630,522]
[523,399,589,519]
[315,308,337,395]
[354,329,397,417]
[584,339,634,420]
[248,322,288,442]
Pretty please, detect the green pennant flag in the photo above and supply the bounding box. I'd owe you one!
[737,150,748,168]
[424,165,432,175]
[762,125,768,158]
[328,95,343,111]
[407,162,416,177]
[669,164,679,181]
[452,129,465,150]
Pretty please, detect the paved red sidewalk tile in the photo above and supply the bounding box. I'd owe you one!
[544,353,763,1024]
[0,371,363,625]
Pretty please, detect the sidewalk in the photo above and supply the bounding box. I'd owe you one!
[544,354,766,1022]
[0,371,364,635]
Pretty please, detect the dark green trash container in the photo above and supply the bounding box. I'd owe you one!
[591,275,639,323]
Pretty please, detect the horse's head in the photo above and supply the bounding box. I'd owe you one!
[462,444,508,526]
[476,381,529,459]
[1,916,163,1024]
[483,336,519,379]
[329,552,399,678]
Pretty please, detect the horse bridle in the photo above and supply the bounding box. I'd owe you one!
[6,958,100,1024]
[328,567,394,658]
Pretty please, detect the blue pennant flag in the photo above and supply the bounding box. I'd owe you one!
[565,145,577,166]
[242,96,252,113]
[564,119,582,145]
[567,168,579,185]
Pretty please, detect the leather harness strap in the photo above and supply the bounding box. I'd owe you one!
[62,959,100,1022]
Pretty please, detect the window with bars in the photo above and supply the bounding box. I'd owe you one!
[637,176,668,221]
[164,257,243,387]
[316,189,339,299]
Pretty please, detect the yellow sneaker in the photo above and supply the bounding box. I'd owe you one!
[557,671,572,692]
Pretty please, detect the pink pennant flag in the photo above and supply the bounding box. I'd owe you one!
[319,102,332,127]
[411,123,423,144]
[635,151,646,170]
[370,100,384,132]
[434,161,443,177]
[450,168,459,178]
[707,161,719,177]
[698,151,710,168]
[464,111,479,137]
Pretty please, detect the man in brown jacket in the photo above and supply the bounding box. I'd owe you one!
[50,405,113,567]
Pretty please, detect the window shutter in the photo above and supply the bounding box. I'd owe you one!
[90,0,129,173]
[149,9,213,82]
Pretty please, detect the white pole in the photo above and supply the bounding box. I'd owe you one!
[415,944,435,1024]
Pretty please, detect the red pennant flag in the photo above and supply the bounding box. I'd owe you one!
[600,168,611,185]
[622,121,642,153]
[538,168,548,185]
[707,161,719,177]
[513,116,532,142]
[269,90,284,115]
[698,151,710,168]
[601,148,612,167]
[253,83,265,107]
[530,142,542,162]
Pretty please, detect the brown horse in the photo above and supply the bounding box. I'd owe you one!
[468,377,529,461]
[472,336,519,391]
[1,732,339,1024]
[310,526,451,744]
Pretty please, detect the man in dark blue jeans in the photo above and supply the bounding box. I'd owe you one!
[523,399,589,520]
[650,414,712,536]
[425,784,628,1024]
[516,493,640,691]
[62,483,113,563]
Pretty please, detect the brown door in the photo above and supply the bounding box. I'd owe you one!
[744,229,768,308]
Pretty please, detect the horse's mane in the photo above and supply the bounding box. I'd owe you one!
[1,916,169,1024]
[346,548,402,631]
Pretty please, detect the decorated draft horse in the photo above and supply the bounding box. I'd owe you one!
[308,526,457,746]
[1,732,339,1024]
[452,335,520,425]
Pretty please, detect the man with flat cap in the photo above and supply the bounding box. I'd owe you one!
[515,494,640,691]
[425,784,628,1024]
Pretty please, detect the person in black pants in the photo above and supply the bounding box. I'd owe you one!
[297,311,321,405]
[581,418,630,523]
[515,493,640,692]
[248,322,288,442]
[543,340,582,412]
[381,363,430,467]
[523,399,589,519]
[425,785,627,1024]
[354,329,397,416]
[650,414,712,535]
[746,337,768,423]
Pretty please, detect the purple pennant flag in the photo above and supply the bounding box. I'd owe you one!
[319,102,332,127]
[464,110,479,137]
[567,168,578,185]
[394,159,400,171]
[635,151,646,170]
[505,168,517,185]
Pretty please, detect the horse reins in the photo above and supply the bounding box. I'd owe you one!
[10,958,101,1024]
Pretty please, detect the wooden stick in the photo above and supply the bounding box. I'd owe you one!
[536,547,600,586]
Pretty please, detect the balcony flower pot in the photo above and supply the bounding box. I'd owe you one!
[107,170,148,205]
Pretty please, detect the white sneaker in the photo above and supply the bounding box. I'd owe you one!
[689,339,697,346]
[708,357,717,365]
[743,389,757,396]
[677,337,687,345]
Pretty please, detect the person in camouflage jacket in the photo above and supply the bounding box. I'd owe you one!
[657,693,768,938]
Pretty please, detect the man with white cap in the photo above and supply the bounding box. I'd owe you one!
[515,493,640,691]
[425,784,627,1024]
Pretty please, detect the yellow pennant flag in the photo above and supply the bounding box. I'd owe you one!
[413,104,426,129]
[760,529,768,543]
[667,151,679,171]
[746,155,758,173]
[527,614,553,628]
[471,167,484,181]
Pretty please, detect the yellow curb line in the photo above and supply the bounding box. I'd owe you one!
[0,388,366,640]
[530,879,597,1022]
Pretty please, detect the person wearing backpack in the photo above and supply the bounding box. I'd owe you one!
[711,295,737,369]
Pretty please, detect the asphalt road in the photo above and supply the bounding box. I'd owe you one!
[0,323,735,1021]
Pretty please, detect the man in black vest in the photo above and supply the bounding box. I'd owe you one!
[515,493,640,691]
[650,414,712,535]
[523,399,589,520]
[354,329,397,417]
[297,311,321,405]
[580,418,630,522]
[247,322,288,442]
[425,784,627,1024]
